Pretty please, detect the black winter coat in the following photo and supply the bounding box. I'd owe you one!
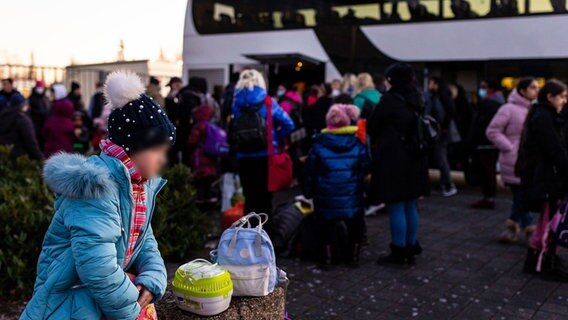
[28,91,50,144]
[0,106,43,161]
[517,103,568,205]
[367,87,430,203]
[469,93,504,147]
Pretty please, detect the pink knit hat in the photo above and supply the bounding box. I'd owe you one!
[326,104,360,129]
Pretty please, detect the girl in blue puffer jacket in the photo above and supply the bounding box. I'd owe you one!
[303,104,371,269]
[21,71,174,320]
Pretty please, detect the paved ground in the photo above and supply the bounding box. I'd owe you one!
[279,189,568,320]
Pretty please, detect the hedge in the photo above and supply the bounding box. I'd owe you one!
[0,146,211,296]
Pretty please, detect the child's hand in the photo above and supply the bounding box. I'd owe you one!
[136,285,154,309]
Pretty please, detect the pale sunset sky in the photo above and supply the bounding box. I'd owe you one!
[1,0,187,67]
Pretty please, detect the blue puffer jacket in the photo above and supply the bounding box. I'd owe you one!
[232,85,295,158]
[303,127,371,220]
[21,153,167,320]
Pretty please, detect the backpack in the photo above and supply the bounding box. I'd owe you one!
[202,122,229,156]
[359,96,377,120]
[216,213,278,296]
[536,201,568,271]
[231,104,267,153]
[393,93,440,154]
[415,113,441,153]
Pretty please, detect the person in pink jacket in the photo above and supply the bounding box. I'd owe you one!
[486,77,539,243]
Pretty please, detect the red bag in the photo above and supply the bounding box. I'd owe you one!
[265,96,293,192]
[221,202,244,231]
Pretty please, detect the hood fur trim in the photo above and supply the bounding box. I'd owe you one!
[43,153,117,199]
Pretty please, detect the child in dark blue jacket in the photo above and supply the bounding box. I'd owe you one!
[303,104,371,269]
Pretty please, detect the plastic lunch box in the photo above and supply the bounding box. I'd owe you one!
[172,259,233,316]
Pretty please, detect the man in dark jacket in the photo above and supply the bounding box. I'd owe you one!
[0,92,43,161]
[175,77,208,166]
[67,81,85,112]
[0,78,20,109]
[28,80,51,149]
[469,79,505,209]
[164,77,184,164]
[428,77,459,197]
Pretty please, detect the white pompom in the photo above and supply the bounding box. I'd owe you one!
[104,71,145,110]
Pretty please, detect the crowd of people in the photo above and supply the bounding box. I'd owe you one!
[3,63,568,282]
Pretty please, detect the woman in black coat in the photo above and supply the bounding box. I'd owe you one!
[517,79,568,280]
[367,63,429,265]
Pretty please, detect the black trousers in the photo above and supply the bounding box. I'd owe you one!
[474,148,499,198]
[238,157,273,228]
[320,213,365,246]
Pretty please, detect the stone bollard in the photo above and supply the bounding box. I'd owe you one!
[156,283,287,320]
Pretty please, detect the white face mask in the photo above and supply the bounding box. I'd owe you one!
[35,87,45,95]
[331,89,341,97]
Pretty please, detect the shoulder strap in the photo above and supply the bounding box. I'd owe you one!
[266,96,274,156]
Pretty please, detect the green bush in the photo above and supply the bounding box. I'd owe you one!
[0,147,211,296]
[153,164,213,261]
[0,146,54,296]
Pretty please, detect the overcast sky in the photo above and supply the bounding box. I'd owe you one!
[1,0,186,66]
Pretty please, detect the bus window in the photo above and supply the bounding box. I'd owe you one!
[298,9,317,27]
[332,4,380,23]
[214,3,234,22]
[528,1,555,14]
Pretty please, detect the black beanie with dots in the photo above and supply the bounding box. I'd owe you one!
[104,71,176,154]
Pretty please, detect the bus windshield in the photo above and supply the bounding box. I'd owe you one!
[192,0,568,35]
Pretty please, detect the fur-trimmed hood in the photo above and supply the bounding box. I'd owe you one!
[43,153,118,199]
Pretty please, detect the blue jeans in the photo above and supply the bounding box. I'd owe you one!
[509,185,534,228]
[388,200,419,247]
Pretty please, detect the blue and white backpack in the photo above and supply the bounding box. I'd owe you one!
[215,213,278,296]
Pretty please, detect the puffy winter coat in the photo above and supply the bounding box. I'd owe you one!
[303,126,370,220]
[367,87,430,203]
[187,105,218,179]
[21,152,167,320]
[43,99,76,158]
[232,86,295,159]
[486,89,531,185]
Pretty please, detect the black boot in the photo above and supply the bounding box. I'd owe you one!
[539,253,568,282]
[377,244,407,266]
[318,245,333,271]
[406,242,423,265]
[347,243,361,268]
[523,248,539,274]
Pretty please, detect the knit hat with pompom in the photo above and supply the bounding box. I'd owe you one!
[104,71,176,154]
[326,104,360,129]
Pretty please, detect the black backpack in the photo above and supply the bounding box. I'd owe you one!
[393,93,440,154]
[230,99,268,153]
[359,96,377,119]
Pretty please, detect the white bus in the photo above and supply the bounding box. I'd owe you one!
[183,0,568,92]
